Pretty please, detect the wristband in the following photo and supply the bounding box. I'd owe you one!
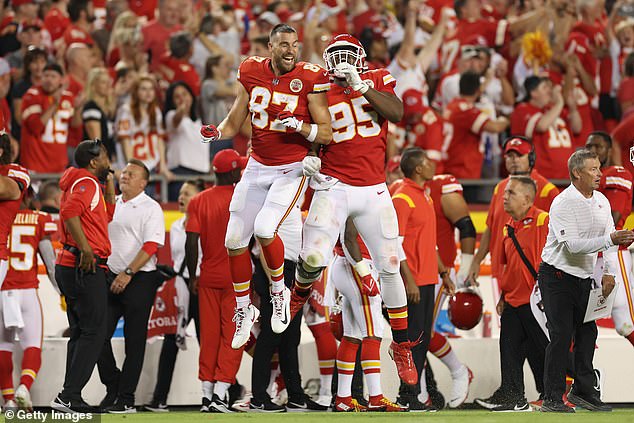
[439,270,449,278]
[306,124,318,142]
[353,260,371,278]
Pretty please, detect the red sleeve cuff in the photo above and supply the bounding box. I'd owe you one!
[142,241,159,256]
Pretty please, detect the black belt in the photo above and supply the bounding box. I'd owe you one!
[63,244,108,266]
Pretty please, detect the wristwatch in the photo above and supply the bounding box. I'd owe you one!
[124,267,135,276]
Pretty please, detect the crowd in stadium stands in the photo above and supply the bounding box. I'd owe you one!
[0,0,633,415]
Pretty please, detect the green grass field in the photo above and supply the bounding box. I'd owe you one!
[48,408,634,423]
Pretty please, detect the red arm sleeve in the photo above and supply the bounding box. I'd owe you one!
[141,241,159,256]
[21,96,45,136]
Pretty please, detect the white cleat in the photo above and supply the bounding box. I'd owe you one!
[448,366,473,408]
[15,385,32,411]
[316,395,332,408]
[271,287,291,334]
[2,399,17,413]
[231,304,260,349]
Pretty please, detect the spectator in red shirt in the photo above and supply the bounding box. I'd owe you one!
[510,75,581,180]
[52,139,115,413]
[10,46,47,135]
[142,0,183,72]
[442,71,510,179]
[618,53,634,119]
[157,31,201,96]
[0,0,38,57]
[62,0,96,50]
[44,0,71,42]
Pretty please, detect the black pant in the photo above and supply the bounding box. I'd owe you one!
[56,264,109,401]
[151,289,200,404]
[251,258,304,403]
[499,303,549,401]
[539,262,597,402]
[399,284,435,398]
[97,270,159,404]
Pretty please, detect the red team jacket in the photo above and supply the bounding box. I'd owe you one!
[56,167,114,267]
[0,164,31,261]
[320,68,397,186]
[3,210,57,290]
[237,56,330,166]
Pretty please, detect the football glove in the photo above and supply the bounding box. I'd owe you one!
[360,274,380,297]
[277,110,304,132]
[335,62,369,94]
[200,124,221,143]
[302,155,321,177]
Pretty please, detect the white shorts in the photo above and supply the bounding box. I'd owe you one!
[327,255,384,339]
[301,181,400,274]
[225,158,308,250]
[0,288,43,351]
[595,251,634,337]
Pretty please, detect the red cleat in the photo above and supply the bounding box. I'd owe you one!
[334,396,367,412]
[389,340,419,386]
[289,287,311,319]
[368,396,407,412]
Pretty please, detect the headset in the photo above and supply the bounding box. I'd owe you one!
[502,135,536,169]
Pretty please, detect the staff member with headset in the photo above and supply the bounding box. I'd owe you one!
[51,139,116,413]
[98,159,165,414]
[539,149,634,413]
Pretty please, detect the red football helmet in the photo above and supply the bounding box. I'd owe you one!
[323,33,367,75]
[448,288,483,330]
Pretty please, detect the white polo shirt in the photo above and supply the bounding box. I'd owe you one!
[541,184,616,279]
[107,192,165,274]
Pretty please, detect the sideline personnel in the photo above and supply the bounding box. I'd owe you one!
[539,149,634,413]
[51,139,115,413]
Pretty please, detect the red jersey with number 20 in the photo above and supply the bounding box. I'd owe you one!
[0,164,31,261]
[320,69,397,186]
[4,210,57,290]
[237,56,330,166]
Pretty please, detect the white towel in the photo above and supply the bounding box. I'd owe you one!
[2,290,24,329]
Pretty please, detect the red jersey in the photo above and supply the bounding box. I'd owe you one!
[0,164,30,261]
[185,185,234,289]
[392,178,437,286]
[44,7,70,41]
[510,102,574,180]
[390,107,444,164]
[613,114,634,176]
[157,53,201,96]
[320,69,395,186]
[129,0,158,21]
[0,98,10,133]
[57,167,114,267]
[426,174,463,268]
[486,170,558,279]
[63,24,94,47]
[500,207,549,307]
[441,18,509,73]
[142,20,184,71]
[237,56,330,166]
[598,166,633,230]
[20,86,75,173]
[3,210,57,290]
[442,98,490,179]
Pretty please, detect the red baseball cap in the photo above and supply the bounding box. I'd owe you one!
[213,149,248,174]
[19,18,43,33]
[386,155,401,173]
[504,137,532,156]
[402,89,426,119]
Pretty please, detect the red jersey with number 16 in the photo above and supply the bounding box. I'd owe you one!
[237,56,330,166]
[4,210,57,290]
[320,69,397,186]
[0,164,31,261]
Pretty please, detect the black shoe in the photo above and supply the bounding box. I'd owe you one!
[108,400,136,414]
[492,399,531,412]
[567,391,612,412]
[286,395,328,412]
[51,395,99,414]
[428,385,445,410]
[541,399,575,413]
[210,394,233,413]
[144,400,169,412]
[397,396,436,412]
[99,390,117,410]
[201,397,212,413]
[228,382,245,407]
[248,398,286,413]
[474,391,507,410]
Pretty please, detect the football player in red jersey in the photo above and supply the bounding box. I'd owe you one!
[0,132,31,411]
[200,24,332,350]
[586,132,634,348]
[0,197,59,411]
[283,33,421,394]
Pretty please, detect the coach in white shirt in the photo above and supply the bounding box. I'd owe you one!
[538,149,634,413]
[98,159,166,413]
